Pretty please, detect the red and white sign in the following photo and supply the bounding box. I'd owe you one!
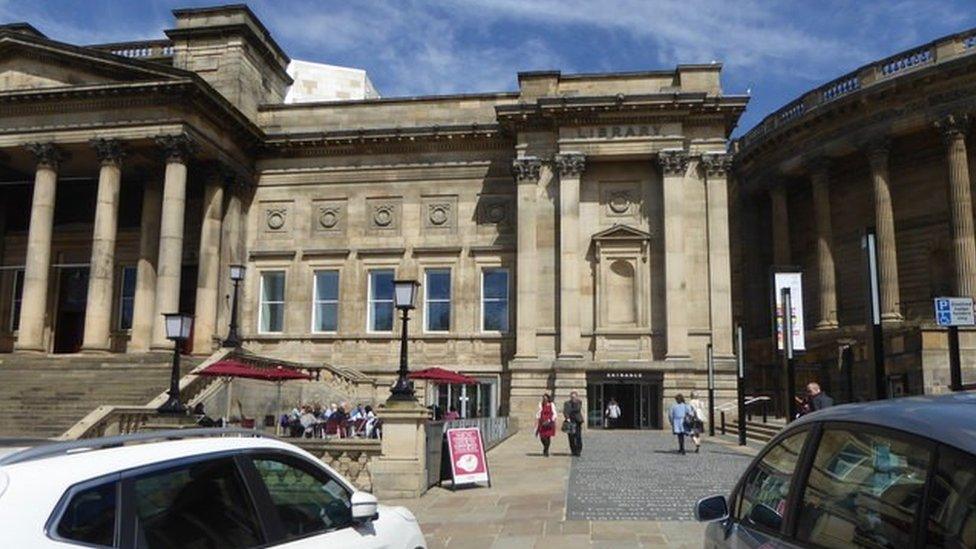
[445,427,489,486]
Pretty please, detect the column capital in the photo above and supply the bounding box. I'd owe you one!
[511,156,542,183]
[656,149,689,176]
[90,138,126,166]
[154,134,198,163]
[808,157,832,183]
[25,142,64,169]
[936,113,970,144]
[700,151,733,177]
[554,152,586,177]
[866,139,890,169]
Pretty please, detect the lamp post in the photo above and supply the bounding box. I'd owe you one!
[389,278,420,401]
[158,312,194,414]
[222,264,246,348]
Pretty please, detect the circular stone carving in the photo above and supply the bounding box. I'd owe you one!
[486,204,506,224]
[319,209,339,229]
[373,207,393,227]
[609,192,630,214]
[267,210,285,230]
[429,205,449,226]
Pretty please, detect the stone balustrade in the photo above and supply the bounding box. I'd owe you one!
[288,438,381,492]
[89,40,175,59]
[60,405,156,440]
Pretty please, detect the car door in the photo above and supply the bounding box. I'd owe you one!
[243,452,384,549]
[714,428,811,548]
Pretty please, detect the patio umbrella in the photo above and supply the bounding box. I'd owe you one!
[198,359,312,433]
[409,367,479,384]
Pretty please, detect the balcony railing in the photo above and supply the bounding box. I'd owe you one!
[739,28,976,152]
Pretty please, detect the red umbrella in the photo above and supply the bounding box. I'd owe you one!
[198,359,312,431]
[409,367,478,385]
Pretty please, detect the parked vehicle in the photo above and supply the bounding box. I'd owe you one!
[695,392,976,548]
[0,428,426,548]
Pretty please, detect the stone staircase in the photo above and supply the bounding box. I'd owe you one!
[725,416,788,444]
[0,353,200,439]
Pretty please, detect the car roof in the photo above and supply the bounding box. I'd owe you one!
[790,391,976,454]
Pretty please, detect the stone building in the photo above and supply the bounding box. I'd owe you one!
[733,29,976,411]
[0,5,745,429]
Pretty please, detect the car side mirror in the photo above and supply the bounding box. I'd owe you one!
[351,491,379,523]
[695,495,729,522]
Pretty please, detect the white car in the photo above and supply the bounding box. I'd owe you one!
[0,429,426,548]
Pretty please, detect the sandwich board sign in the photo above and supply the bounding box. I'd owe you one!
[445,427,491,488]
[934,297,975,327]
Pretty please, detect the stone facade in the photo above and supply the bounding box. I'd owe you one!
[0,6,745,428]
[733,28,976,410]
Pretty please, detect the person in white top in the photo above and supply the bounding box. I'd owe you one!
[687,392,706,453]
[605,398,622,429]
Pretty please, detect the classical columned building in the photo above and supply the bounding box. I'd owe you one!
[733,28,976,407]
[0,5,745,429]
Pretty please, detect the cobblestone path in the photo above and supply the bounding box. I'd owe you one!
[566,430,754,521]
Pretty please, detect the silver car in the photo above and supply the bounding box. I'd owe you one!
[695,392,976,548]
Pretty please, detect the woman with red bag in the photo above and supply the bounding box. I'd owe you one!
[536,393,558,457]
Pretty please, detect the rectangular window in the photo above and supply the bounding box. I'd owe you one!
[312,270,339,333]
[368,269,394,332]
[118,266,137,330]
[481,268,509,332]
[259,271,286,333]
[10,269,24,331]
[424,268,451,332]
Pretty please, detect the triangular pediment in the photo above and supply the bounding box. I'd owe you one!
[0,31,185,92]
[592,224,653,242]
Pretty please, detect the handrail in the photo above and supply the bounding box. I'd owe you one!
[716,395,770,413]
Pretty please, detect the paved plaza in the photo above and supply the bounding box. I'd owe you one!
[388,429,757,548]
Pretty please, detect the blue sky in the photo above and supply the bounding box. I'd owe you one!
[3,0,974,135]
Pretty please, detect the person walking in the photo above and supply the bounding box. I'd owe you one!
[605,398,621,429]
[563,391,584,457]
[687,392,705,453]
[807,382,834,411]
[536,393,558,457]
[668,394,694,455]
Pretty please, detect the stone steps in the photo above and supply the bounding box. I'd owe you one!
[726,417,787,444]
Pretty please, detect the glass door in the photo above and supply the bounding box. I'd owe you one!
[586,383,605,428]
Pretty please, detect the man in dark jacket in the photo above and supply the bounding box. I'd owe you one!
[563,391,584,457]
[807,382,834,411]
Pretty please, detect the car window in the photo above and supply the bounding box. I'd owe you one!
[132,457,264,549]
[252,456,353,539]
[56,480,117,547]
[925,446,976,548]
[735,429,809,533]
[795,427,931,548]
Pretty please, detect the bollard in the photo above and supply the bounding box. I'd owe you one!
[721,412,726,435]
[762,401,768,424]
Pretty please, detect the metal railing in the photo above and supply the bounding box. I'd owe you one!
[443,416,513,450]
[425,416,515,488]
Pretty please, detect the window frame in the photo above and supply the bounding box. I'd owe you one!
[311,269,340,334]
[366,269,395,333]
[117,265,137,331]
[480,267,510,334]
[258,270,287,334]
[423,267,452,333]
[45,473,123,548]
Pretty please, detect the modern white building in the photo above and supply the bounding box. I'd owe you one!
[284,59,380,103]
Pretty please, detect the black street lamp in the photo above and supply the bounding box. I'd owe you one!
[389,278,420,401]
[222,264,246,348]
[158,312,194,414]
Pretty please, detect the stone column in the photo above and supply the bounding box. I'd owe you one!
[192,167,225,354]
[151,135,195,350]
[81,139,125,352]
[769,186,791,265]
[867,141,902,322]
[513,156,541,359]
[811,161,838,329]
[555,152,585,358]
[15,143,62,353]
[936,114,976,298]
[702,152,735,357]
[217,181,243,342]
[658,149,690,359]
[129,177,162,352]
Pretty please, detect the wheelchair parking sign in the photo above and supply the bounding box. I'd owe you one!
[934,297,975,327]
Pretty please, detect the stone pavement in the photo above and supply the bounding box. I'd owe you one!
[386,429,757,548]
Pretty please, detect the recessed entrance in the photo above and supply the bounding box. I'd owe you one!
[586,371,662,429]
[53,267,89,354]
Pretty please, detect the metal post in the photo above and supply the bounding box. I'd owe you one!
[720,411,726,435]
[736,324,747,446]
[782,288,797,420]
[222,277,241,348]
[707,343,715,436]
[390,307,416,400]
[864,230,887,400]
[949,325,962,391]
[762,401,768,424]
[158,343,185,414]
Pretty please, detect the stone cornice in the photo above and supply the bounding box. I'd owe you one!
[263,125,510,157]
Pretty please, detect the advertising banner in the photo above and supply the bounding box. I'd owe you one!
[445,427,489,486]
[774,271,805,352]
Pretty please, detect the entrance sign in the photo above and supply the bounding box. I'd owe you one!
[934,297,975,327]
[773,271,805,351]
[445,427,490,486]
